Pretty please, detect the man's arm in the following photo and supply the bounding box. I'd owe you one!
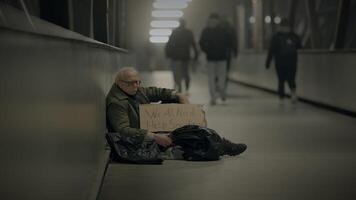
[189,30,199,60]
[265,35,276,69]
[165,32,174,58]
[140,87,189,104]
[231,27,238,57]
[107,103,147,144]
[108,103,172,147]
[199,29,208,53]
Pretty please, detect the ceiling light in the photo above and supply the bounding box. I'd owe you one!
[149,36,169,43]
[152,10,183,18]
[151,20,180,28]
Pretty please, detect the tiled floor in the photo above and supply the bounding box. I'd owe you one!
[99,71,356,200]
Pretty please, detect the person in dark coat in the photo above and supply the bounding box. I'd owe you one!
[165,19,198,93]
[265,18,302,104]
[199,13,231,105]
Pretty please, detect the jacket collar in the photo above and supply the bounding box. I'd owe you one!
[110,84,129,100]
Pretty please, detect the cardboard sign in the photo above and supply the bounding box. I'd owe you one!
[139,104,207,132]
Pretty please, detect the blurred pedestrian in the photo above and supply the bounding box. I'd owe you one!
[199,13,231,105]
[165,19,198,94]
[265,18,302,105]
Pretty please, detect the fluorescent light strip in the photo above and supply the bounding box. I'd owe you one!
[152,10,183,18]
[149,29,172,36]
[153,1,188,9]
[150,36,169,43]
[151,20,180,28]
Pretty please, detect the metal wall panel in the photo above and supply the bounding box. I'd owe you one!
[0,27,125,200]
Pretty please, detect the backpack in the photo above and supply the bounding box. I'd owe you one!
[106,132,163,164]
[170,125,224,161]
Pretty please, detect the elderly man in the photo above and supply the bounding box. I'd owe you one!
[106,67,246,161]
[106,67,188,147]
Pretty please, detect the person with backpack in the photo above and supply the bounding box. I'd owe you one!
[106,67,247,163]
[265,18,302,105]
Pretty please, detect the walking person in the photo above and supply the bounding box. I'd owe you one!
[165,19,198,94]
[221,16,238,89]
[199,13,231,105]
[265,18,302,105]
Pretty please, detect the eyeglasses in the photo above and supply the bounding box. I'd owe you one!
[120,80,141,86]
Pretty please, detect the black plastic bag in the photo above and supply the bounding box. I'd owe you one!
[106,132,163,164]
[170,125,224,161]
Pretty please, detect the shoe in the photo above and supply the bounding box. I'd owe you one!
[221,138,247,156]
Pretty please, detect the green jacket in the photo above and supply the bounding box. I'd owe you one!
[106,84,179,144]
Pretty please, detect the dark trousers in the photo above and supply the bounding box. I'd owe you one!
[171,60,190,92]
[225,53,232,89]
[275,64,297,99]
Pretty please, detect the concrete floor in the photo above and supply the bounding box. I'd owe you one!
[99,71,356,200]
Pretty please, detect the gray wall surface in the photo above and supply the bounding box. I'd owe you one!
[0,6,128,199]
[230,51,356,113]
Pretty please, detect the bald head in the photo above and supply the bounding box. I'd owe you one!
[115,67,141,95]
[115,67,138,85]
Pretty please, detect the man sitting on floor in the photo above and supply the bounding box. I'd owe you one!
[106,67,247,160]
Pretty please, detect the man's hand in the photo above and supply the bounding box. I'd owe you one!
[153,133,172,147]
[176,93,189,104]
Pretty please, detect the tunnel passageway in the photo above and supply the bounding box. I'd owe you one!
[99,71,356,200]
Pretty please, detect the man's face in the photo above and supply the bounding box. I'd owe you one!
[117,71,141,95]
